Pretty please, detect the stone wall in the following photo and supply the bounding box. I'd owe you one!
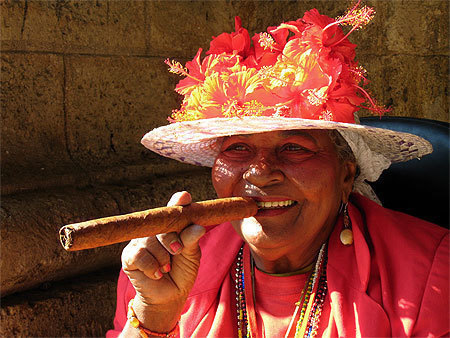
[1,0,448,336]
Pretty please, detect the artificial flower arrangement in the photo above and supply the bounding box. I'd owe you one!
[165,1,388,124]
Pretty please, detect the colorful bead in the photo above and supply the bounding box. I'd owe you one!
[235,243,328,337]
[127,298,180,338]
[340,203,354,246]
[139,330,148,338]
[130,317,140,328]
[340,228,354,245]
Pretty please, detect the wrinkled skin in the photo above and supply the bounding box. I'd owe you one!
[212,130,356,273]
[120,129,356,335]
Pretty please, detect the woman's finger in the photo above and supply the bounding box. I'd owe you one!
[179,224,206,257]
[122,238,170,279]
[122,246,161,280]
[157,232,183,255]
[141,237,172,273]
[157,191,193,254]
[167,191,192,207]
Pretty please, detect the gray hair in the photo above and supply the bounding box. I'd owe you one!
[327,130,360,178]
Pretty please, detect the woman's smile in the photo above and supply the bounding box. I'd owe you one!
[253,197,298,216]
[255,201,299,217]
[255,199,296,209]
[212,129,356,273]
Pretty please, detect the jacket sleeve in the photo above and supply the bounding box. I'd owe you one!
[106,269,136,338]
[412,232,449,337]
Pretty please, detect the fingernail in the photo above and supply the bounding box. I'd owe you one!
[154,269,163,279]
[169,241,182,253]
[162,263,171,273]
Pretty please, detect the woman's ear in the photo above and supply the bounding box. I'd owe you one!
[341,161,357,204]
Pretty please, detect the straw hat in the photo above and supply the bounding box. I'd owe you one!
[141,2,432,203]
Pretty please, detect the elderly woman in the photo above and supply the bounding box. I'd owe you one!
[107,4,448,337]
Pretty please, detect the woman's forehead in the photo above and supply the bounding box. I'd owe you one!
[223,129,329,142]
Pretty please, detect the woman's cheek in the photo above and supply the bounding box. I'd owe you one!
[285,163,338,196]
[212,158,244,197]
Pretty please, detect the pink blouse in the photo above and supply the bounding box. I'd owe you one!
[107,194,449,337]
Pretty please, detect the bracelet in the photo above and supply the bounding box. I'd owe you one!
[127,298,180,338]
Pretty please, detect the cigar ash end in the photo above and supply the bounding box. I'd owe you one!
[59,226,74,251]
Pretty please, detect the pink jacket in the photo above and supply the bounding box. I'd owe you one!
[107,194,449,337]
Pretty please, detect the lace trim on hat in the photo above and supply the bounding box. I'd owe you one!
[338,129,391,205]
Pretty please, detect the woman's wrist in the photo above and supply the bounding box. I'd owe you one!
[127,298,180,337]
[131,295,184,334]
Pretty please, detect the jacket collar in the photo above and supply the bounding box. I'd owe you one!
[326,195,390,336]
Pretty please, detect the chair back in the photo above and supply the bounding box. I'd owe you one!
[360,117,449,228]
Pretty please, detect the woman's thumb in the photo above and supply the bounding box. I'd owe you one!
[179,224,206,257]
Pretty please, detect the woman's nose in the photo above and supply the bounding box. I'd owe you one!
[243,159,284,187]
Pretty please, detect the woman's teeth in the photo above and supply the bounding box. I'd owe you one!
[256,200,295,209]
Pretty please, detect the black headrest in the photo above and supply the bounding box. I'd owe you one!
[360,117,449,228]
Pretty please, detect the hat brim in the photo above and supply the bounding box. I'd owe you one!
[141,116,432,167]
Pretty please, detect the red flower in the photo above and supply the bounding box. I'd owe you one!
[207,17,253,59]
[249,33,280,68]
[172,49,240,95]
[173,48,205,95]
[302,9,357,63]
[167,4,385,123]
[326,83,365,123]
[269,19,308,42]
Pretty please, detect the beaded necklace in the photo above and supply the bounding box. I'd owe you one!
[234,243,328,338]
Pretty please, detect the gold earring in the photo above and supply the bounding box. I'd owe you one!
[340,203,353,245]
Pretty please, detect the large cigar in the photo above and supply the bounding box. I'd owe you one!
[60,197,257,251]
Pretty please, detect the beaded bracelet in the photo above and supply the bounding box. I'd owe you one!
[127,298,180,338]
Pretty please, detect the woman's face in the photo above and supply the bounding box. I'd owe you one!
[212,129,355,263]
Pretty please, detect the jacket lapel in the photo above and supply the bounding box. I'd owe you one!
[326,202,391,337]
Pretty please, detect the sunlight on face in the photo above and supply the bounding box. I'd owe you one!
[211,130,355,263]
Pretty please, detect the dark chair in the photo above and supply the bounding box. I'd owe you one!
[360,117,449,228]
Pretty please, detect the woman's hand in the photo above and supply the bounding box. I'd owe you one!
[121,191,206,333]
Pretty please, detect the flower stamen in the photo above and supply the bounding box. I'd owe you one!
[354,84,390,116]
[259,32,276,51]
[165,59,203,83]
[323,0,375,47]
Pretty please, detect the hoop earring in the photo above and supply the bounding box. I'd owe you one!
[340,203,353,245]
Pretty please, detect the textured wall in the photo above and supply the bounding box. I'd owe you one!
[1,0,448,336]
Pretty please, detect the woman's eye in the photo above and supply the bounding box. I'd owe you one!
[221,143,252,160]
[281,143,310,152]
[224,144,249,152]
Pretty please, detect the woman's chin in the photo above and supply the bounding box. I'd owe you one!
[235,217,287,249]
